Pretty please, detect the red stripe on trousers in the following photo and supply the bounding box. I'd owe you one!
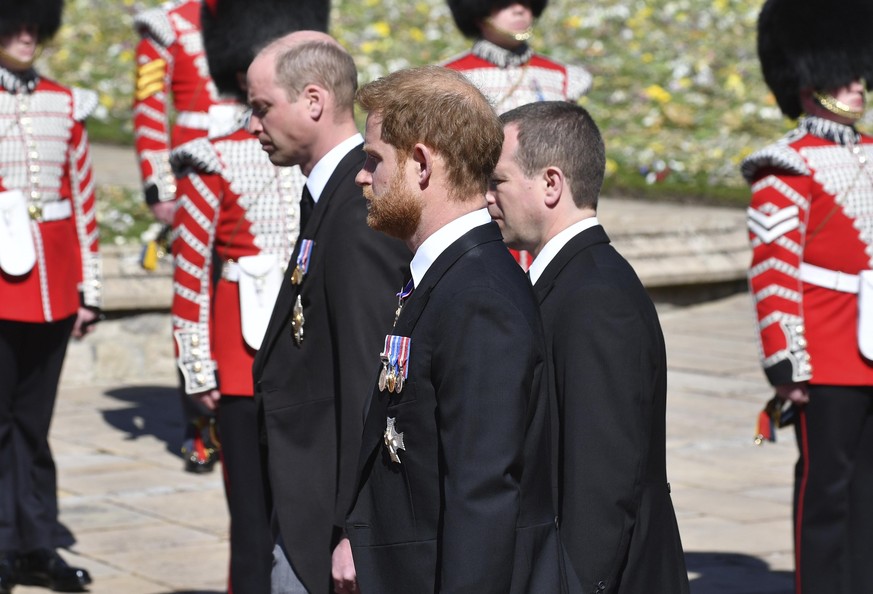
[795,409,810,594]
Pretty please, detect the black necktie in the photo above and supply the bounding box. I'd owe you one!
[300,185,315,232]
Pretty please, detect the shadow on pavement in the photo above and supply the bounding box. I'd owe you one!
[687,552,792,594]
[101,385,186,459]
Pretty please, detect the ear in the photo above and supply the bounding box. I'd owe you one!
[542,166,564,208]
[411,143,434,189]
[302,84,326,120]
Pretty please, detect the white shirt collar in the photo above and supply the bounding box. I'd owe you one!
[305,133,364,202]
[410,208,492,288]
[528,217,600,285]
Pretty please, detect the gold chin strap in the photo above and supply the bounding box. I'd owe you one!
[0,45,41,72]
[483,18,533,42]
[814,89,866,121]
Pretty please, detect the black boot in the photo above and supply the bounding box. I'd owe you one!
[0,552,16,594]
[16,549,91,592]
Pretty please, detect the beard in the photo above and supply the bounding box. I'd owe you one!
[364,169,422,240]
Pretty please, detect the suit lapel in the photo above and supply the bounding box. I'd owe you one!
[254,145,366,372]
[354,222,504,475]
[533,224,611,303]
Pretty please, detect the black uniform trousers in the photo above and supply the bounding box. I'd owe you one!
[218,395,272,594]
[793,384,873,594]
[0,316,75,552]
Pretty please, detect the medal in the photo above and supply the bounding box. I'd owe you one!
[391,335,411,393]
[380,334,411,393]
[378,360,388,392]
[386,367,396,393]
[383,417,406,464]
[291,239,314,285]
[291,294,305,345]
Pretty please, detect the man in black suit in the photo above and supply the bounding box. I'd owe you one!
[246,32,409,593]
[341,66,561,594]
[486,101,690,593]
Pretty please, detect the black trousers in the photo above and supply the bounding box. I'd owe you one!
[0,317,75,552]
[218,395,272,594]
[793,384,873,594]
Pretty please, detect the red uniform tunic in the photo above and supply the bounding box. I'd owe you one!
[134,0,219,204]
[444,39,591,268]
[170,106,303,396]
[742,116,873,387]
[442,39,592,115]
[0,69,101,322]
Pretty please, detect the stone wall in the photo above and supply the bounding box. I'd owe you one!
[62,245,177,388]
[61,198,751,388]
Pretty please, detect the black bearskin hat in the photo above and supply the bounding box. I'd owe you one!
[0,0,62,43]
[447,0,547,39]
[758,0,873,119]
[202,0,330,100]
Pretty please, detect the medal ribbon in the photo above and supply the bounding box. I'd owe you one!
[296,239,314,276]
[382,334,393,360]
[396,335,410,379]
[396,279,414,300]
[383,334,411,379]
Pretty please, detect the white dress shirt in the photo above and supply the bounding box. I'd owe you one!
[409,208,492,288]
[304,133,364,203]
[527,217,600,285]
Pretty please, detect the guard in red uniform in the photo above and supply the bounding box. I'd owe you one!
[742,1,873,592]
[0,0,98,591]
[133,0,219,222]
[134,0,222,474]
[442,0,590,269]
[170,0,321,590]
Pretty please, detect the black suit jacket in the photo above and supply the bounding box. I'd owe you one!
[346,222,562,594]
[534,225,689,594]
[252,145,409,593]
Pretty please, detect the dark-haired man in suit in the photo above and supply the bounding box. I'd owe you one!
[343,66,561,594]
[486,100,690,593]
[247,31,408,593]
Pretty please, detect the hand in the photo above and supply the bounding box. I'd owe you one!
[72,307,99,339]
[150,201,176,225]
[192,389,221,411]
[331,538,358,594]
[775,381,810,405]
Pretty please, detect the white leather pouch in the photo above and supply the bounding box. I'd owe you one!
[0,189,36,276]
[859,270,873,360]
[237,253,283,350]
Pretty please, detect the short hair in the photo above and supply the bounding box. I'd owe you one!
[356,66,504,200]
[273,40,358,115]
[500,102,605,210]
